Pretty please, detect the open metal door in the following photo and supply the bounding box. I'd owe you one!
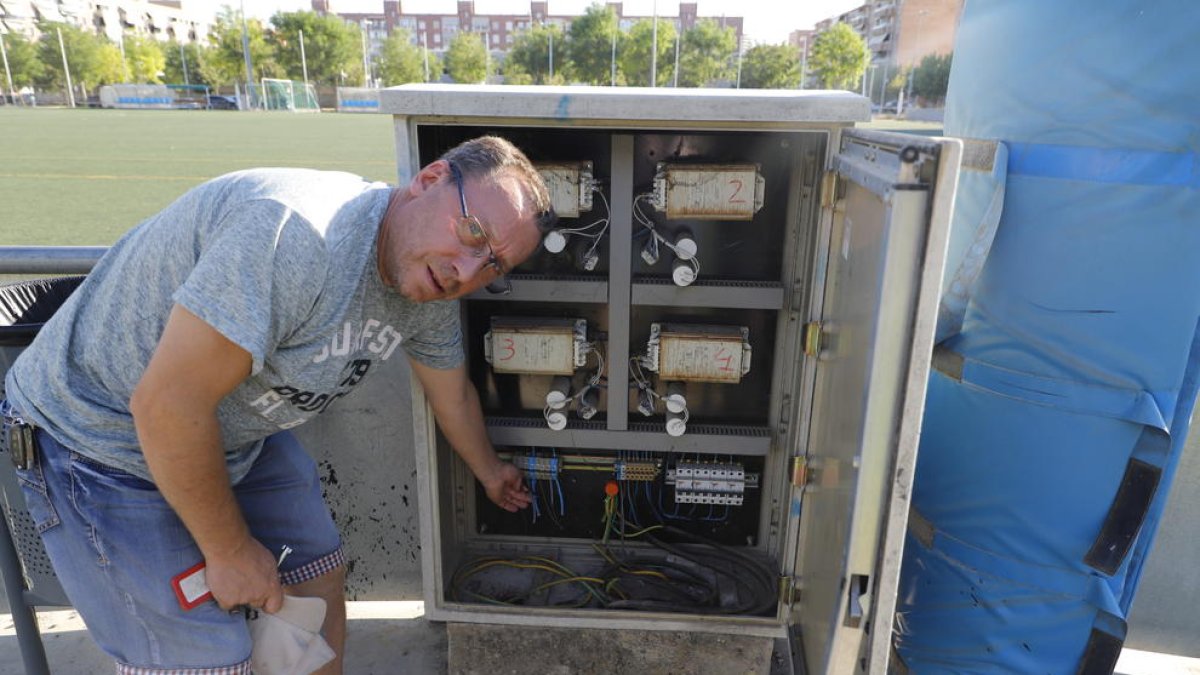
[791,129,960,674]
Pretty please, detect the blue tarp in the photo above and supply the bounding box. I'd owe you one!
[894,2,1200,672]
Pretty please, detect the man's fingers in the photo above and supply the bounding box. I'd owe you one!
[262,587,284,614]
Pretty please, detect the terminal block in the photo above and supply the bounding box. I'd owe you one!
[614,459,660,482]
[511,453,561,481]
[484,318,588,375]
[651,163,765,221]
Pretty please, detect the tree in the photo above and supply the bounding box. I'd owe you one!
[207,7,279,85]
[163,41,213,86]
[808,22,868,90]
[911,52,952,103]
[377,30,427,85]
[566,3,619,85]
[0,33,44,88]
[124,34,166,83]
[270,11,360,86]
[502,23,566,85]
[35,23,124,95]
[444,31,487,84]
[740,44,801,89]
[677,19,736,87]
[619,18,676,87]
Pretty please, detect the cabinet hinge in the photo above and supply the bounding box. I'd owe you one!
[781,575,800,605]
[820,173,838,207]
[803,321,822,357]
[791,456,809,488]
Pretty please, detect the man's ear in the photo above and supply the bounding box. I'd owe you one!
[408,159,451,197]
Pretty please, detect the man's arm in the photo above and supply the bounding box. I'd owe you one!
[408,359,532,512]
[130,305,283,613]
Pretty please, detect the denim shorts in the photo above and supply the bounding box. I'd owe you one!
[15,428,344,675]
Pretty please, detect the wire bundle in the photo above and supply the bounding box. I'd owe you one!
[451,521,776,616]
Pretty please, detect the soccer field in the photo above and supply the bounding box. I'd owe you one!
[1,107,397,245]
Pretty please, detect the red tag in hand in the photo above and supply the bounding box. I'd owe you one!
[171,561,212,611]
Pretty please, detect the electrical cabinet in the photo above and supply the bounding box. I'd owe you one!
[381,85,961,674]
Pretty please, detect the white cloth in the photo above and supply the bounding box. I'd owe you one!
[248,595,336,675]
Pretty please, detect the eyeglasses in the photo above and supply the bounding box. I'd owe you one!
[449,162,511,295]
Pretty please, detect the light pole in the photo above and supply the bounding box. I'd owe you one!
[239,0,254,108]
[649,0,657,87]
[422,31,430,82]
[1,34,17,105]
[903,9,929,111]
[299,29,309,90]
[610,27,616,86]
[672,31,679,87]
[56,27,75,108]
[179,42,190,86]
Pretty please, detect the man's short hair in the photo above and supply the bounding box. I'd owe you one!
[440,136,557,233]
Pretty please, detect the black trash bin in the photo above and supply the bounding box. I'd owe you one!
[0,275,85,675]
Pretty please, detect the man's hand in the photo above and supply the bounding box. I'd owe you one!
[408,360,533,513]
[204,537,284,613]
[480,461,532,512]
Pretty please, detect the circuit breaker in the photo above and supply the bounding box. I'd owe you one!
[383,85,961,675]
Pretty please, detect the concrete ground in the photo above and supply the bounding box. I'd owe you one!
[4,605,1200,675]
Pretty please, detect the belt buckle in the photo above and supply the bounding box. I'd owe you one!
[5,422,37,471]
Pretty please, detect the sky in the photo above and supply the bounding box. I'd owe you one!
[191,0,862,45]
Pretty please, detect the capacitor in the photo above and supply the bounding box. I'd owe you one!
[545,408,568,431]
[664,381,687,414]
[673,228,697,261]
[577,386,600,419]
[666,409,687,437]
[671,258,696,286]
[543,230,568,253]
[545,376,572,410]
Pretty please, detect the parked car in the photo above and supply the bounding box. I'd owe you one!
[206,94,239,110]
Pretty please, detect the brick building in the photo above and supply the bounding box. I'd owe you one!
[312,0,742,62]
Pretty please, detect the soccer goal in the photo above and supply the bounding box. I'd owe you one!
[257,78,320,112]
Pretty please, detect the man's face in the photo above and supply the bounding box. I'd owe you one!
[382,161,541,302]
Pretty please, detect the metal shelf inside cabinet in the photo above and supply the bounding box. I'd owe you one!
[466,274,607,303]
[484,416,771,456]
[630,277,784,310]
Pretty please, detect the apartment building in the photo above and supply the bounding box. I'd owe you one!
[814,0,960,66]
[313,0,742,59]
[0,0,209,43]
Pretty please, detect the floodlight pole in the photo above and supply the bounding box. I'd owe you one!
[239,0,254,109]
[0,35,16,106]
[672,32,679,87]
[299,29,309,89]
[179,42,190,86]
[649,0,657,87]
[610,28,616,86]
[422,32,430,82]
[56,28,75,108]
[360,26,369,87]
[735,44,743,88]
[548,33,553,81]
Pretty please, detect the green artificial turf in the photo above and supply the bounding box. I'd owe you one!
[1,107,397,245]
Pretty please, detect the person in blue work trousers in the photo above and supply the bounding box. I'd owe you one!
[1,135,554,674]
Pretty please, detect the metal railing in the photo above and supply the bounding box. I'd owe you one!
[0,247,106,275]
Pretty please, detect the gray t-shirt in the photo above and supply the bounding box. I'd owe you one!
[5,168,463,483]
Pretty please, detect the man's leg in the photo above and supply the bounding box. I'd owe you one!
[288,565,347,675]
[236,431,348,674]
[27,429,254,673]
